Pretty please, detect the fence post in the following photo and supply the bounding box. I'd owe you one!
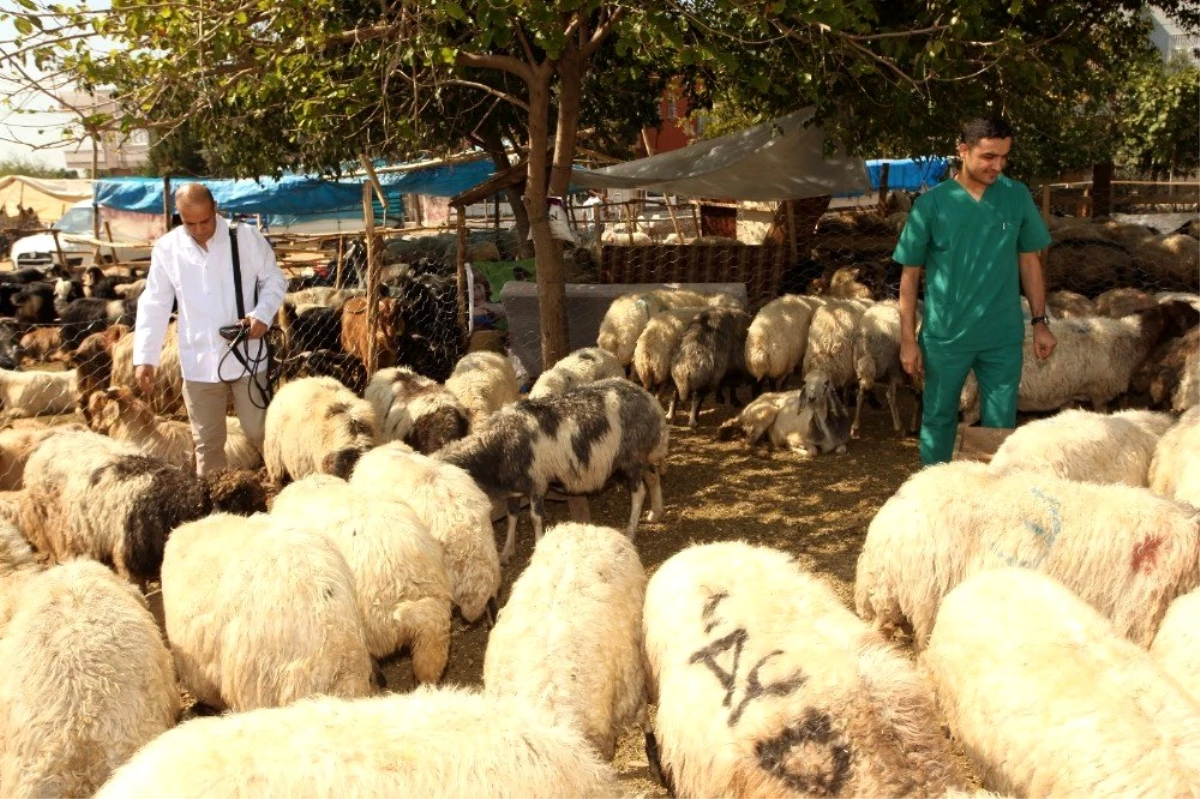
[362,182,381,376]
[1041,184,1051,223]
[456,205,469,349]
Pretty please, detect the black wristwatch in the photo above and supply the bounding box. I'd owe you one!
[1030,315,1049,327]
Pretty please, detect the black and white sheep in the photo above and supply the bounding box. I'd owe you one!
[365,366,468,454]
[263,375,377,483]
[437,378,668,562]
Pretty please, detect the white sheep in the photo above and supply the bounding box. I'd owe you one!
[1149,406,1200,507]
[96,687,620,799]
[597,292,671,368]
[767,370,852,457]
[644,541,960,799]
[924,568,1200,798]
[484,523,647,760]
[855,460,1200,649]
[365,366,468,453]
[0,559,179,799]
[1151,587,1200,703]
[19,430,213,586]
[988,408,1174,486]
[444,350,520,429]
[86,385,261,471]
[529,346,624,398]
[0,518,39,638]
[744,294,818,390]
[0,367,77,419]
[632,306,703,401]
[350,442,501,616]
[111,322,183,415]
[801,298,872,395]
[161,512,376,712]
[437,379,668,563]
[272,475,452,683]
[851,299,916,437]
[716,390,790,445]
[0,422,87,490]
[263,375,377,483]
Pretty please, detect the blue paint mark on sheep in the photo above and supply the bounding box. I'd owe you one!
[994,487,1063,569]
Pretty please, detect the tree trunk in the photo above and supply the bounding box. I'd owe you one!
[1091,161,1113,219]
[481,127,533,258]
[525,65,569,371]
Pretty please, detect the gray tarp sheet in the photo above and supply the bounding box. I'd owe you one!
[570,108,871,201]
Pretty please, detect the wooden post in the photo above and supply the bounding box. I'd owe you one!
[1091,162,1113,219]
[362,183,381,376]
[162,176,172,230]
[665,200,684,242]
[493,194,501,230]
[623,201,635,245]
[334,234,345,289]
[50,229,67,271]
[877,162,890,215]
[103,221,119,263]
[690,201,702,237]
[456,205,469,349]
[1041,184,1051,223]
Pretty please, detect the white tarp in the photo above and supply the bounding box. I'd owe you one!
[570,108,871,201]
[0,176,93,223]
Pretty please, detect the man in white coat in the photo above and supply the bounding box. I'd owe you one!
[134,183,287,475]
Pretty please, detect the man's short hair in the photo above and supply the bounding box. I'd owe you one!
[959,117,1014,147]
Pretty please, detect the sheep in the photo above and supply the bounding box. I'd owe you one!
[86,385,261,471]
[529,346,624,399]
[340,296,403,369]
[716,390,790,445]
[52,277,78,317]
[1046,289,1097,319]
[17,326,62,363]
[809,264,880,300]
[960,302,1198,422]
[0,422,86,490]
[670,306,753,427]
[924,568,1200,798]
[851,299,916,438]
[263,375,377,483]
[801,298,872,398]
[11,282,56,326]
[0,367,77,419]
[767,370,853,457]
[95,686,621,799]
[1129,326,1199,412]
[0,518,40,637]
[0,559,179,799]
[631,306,703,402]
[277,348,368,395]
[437,378,668,562]
[445,350,520,429]
[365,366,468,453]
[59,297,128,352]
[744,294,819,391]
[72,329,117,416]
[597,289,721,369]
[284,286,363,314]
[19,430,214,586]
[272,476,452,683]
[644,541,960,799]
[111,278,146,300]
[161,512,376,712]
[484,523,647,760]
[855,460,1200,649]
[1148,406,1200,507]
[988,408,1174,486]
[111,321,183,415]
[1095,286,1157,318]
[350,442,501,616]
[1151,587,1200,704]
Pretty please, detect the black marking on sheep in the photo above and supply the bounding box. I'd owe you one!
[346,416,374,439]
[522,399,564,437]
[408,405,468,454]
[325,401,350,419]
[701,591,729,633]
[689,628,748,707]
[755,709,851,796]
[200,469,267,516]
[108,455,212,581]
[570,393,611,470]
[728,650,806,725]
[326,447,366,479]
[577,350,599,363]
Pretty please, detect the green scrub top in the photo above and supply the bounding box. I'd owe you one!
[893,175,1052,352]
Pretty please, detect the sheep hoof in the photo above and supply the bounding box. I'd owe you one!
[835,444,847,455]
[645,510,662,524]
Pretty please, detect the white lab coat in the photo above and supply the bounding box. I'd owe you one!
[133,215,288,383]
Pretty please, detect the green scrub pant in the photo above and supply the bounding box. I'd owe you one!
[919,341,1023,466]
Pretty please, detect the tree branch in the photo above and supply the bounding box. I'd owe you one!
[455,50,533,84]
[581,6,625,58]
[444,79,530,113]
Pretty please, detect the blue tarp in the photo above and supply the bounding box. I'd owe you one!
[94,174,368,217]
[865,157,950,192]
[376,158,496,198]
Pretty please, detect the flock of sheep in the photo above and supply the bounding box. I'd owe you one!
[0,209,1196,797]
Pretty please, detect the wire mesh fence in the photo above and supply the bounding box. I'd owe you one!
[0,183,1196,490]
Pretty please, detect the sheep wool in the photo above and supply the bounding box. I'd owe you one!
[924,568,1200,798]
[263,375,377,483]
[632,306,703,398]
[529,347,624,399]
[597,292,671,367]
[1149,406,1200,507]
[350,442,500,620]
[444,351,520,429]
[988,408,1174,486]
[744,294,818,389]
[0,367,77,419]
[95,687,621,799]
[855,460,1200,649]
[1150,587,1200,704]
[272,475,452,682]
[0,559,178,799]
[644,541,959,799]
[365,366,468,454]
[801,298,872,392]
[161,512,375,712]
[484,523,647,760]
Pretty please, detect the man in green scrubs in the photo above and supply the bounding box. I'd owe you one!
[894,117,1057,465]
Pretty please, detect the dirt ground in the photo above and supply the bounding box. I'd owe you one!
[372,389,969,797]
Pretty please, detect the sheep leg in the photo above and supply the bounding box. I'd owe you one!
[666,390,678,422]
[687,393,702,428]
[644,465,664,523]
[851,381,867,439]
[530,493,546,543]
[887,377,902,434]
[501,496,521,566]
[626,478,647,544]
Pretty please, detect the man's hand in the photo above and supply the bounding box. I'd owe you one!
[900,337,924,382]
[135,364,155,397]
[244,317,269,340]
[1033,324,1056,360]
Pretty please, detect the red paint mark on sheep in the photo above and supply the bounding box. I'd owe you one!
[1131,536,1163,574]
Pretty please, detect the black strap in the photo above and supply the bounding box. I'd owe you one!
[224,223,273,409]
[230,224,246,319]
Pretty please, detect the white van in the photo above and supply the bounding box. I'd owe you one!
[9,200,152,269]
